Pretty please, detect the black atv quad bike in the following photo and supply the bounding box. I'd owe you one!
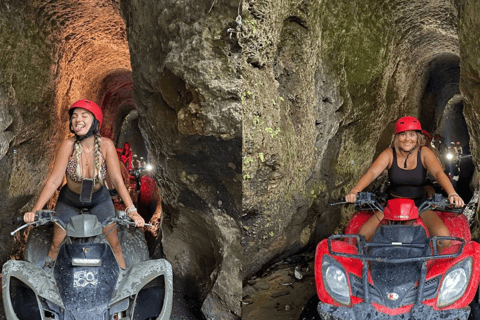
[2,209,173,320]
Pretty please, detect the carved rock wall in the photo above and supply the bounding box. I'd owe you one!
[241,0,462,278]
[0,0,60,263]
[458,0,480,239]
[120,0,242,318]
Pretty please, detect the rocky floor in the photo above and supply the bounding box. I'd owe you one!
[242,251,317,320]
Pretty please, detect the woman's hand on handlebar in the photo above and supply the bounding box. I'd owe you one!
[23,211,36,223]
[128,210,145,227]
[345,189,359,203]
[448,193,464,208]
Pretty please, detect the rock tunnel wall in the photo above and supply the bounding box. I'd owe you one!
[0,0,60,262]
[2,0,480,319]
[241,0,464,278]
[119,0,242,318]
[458,0,480,239]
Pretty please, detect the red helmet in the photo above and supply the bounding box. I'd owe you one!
[394,116,422,134]
[421,130,431,140]
[456,141,461,145]
[68,99,103,128]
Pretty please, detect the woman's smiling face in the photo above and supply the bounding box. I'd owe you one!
[397,130,418,152]
[71,108,94,136]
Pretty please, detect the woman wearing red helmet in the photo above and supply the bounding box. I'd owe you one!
[24,99,144,269]
[345,116,464,251]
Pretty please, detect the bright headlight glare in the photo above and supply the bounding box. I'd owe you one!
[446,153,453,160]
[322,255,350,305]
[437,258,472,308]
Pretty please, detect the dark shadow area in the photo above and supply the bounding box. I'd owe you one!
[419,54,461,132]
[419,54,473,202]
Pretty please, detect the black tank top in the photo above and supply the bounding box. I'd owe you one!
[387,147,427,200]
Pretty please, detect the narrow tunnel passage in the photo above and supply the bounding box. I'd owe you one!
[95,69,163,256]
[419,54,474,201]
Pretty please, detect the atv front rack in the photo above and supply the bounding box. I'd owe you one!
[327,234,465,306]
[327,234,465,262]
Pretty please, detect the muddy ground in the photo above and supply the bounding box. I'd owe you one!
[242,250,318,320]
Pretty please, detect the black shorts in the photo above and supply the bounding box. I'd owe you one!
[55,185,115,229]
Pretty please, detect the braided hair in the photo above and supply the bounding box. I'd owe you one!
[70,115,105,184]
[94,133,105,184]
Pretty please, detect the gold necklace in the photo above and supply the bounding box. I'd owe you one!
[82,147,94,167]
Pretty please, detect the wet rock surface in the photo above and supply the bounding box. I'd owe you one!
[120,0,242,317]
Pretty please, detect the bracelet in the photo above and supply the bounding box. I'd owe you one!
[448,193,459,198]
[126,205,137,215]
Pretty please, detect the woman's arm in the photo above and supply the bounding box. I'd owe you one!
[422,147,464,207]
[345,148,392,202]
[24,139,73,222]
[103,138,145,227]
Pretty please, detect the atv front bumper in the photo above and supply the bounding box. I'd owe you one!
[318,302,470,320]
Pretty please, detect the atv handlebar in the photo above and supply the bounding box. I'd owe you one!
[332,192,463,215]
[331,192,384,212]
[419,193,464,214]
[106,210,152,227]
[11,210,57,236]
[12,210,151,236]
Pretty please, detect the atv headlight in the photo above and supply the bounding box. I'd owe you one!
[322,255,350,306]
[437,257,472,308]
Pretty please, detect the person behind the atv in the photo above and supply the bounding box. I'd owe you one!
[106,157,137,210]
[23,99,145,270]
[419,129,437,198]
[423,130,444,169]
[345,116,464,252]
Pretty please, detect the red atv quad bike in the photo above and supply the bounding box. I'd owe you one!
[313,192,480,320]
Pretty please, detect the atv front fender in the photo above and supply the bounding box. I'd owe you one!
[111,259,173,320]
[2,260,64,319]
